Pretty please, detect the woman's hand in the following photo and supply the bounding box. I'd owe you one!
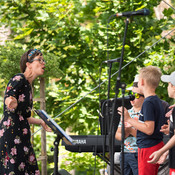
[5,96,18,110]
[40,120,52,132]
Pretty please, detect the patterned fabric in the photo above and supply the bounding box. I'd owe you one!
[28,49,41,59]
[0,73,40,175]
[118,107,140,153]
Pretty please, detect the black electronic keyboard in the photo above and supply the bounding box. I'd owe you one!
[62,135,121,153]
[62,134,170,153]
[62,134,170,174]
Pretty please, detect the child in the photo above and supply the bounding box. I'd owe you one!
[118,66,165,175]
[115,74,144,175]
[148,71,175,175]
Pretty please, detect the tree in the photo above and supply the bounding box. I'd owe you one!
[0,0,175,173]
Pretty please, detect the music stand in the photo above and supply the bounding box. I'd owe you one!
[35,110,75,175]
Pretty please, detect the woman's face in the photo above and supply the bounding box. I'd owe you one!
[30,54,45,76]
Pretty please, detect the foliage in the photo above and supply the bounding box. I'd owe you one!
[0,45,22,84]
[60,151,104,175]
[145,47,175,104]
[0,0,175,173]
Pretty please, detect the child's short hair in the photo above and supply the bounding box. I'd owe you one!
[139,66,162,89]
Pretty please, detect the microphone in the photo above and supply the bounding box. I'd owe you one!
[103,57,120,63]
[115,8,150,17]
[117,95,135,101]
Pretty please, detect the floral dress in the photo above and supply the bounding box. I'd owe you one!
[0,73,40,175]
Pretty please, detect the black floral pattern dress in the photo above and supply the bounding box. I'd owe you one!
[0,73,40,175]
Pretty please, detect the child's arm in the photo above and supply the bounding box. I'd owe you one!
[115,126,131,141]
[118,107,154,135]
[148,132,175,164]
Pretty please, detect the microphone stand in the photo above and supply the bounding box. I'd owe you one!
[109,17,130,175]
[101,62,113,161]
[107,62,113,132]
[102,59,120,168]
[53,136,61,175]
[121,84,126,175]
[101,61,113,167]
[105,58,120,136]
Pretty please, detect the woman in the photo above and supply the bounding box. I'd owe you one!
[0,49,51,175]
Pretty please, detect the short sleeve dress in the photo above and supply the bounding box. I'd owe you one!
[0,73,40,175]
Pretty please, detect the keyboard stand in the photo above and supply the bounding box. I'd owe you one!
[96,153,121,173]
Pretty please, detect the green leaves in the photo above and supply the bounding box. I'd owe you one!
[163,7,174,17]
[14,28,34,40]
[0,0,175,172]
[0,0,174,141]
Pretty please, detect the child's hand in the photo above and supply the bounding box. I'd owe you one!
[160,120,170,135]
[124,122,132,128]
[117,107,131,122]
[156,152,168,164]
[148,150,162,164]
[165,108,173,118]
[148,150,168,164]
[120,119,132,128]
[169,104,175,109]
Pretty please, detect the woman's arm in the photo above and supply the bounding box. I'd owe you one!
[27,117,52,132]
[115,127,131,141]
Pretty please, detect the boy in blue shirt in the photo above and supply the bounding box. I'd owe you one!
[118,66,165,175]
[148,71,175,175]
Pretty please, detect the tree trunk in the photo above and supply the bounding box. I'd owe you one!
[40,77,47,175]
